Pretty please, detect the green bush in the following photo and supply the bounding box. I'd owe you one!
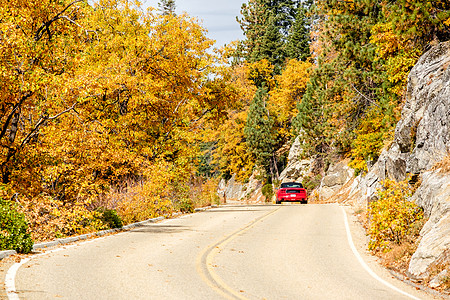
[97,208,123,229]
[177,198,194,213]
[0,198,34,253]
[261,184,274,202]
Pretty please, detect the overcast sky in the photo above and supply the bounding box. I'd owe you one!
[141,0,246,47]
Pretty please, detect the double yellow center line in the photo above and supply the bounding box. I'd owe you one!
[196,207,281,300]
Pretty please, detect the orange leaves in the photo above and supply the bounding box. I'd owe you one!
[246,59,275,88]
[0,0,240,240]
[269,59,313,127]
[215,110,255,183]
[370,21,422,98]
[369,179,423,252]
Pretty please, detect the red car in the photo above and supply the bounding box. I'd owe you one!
[276,182,307,204]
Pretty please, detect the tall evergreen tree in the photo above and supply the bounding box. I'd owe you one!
[293,67,333,159]
[237,0,270,64]
[237,0,309,70]
[158,0,176,16]
[254,12,286,70]
[244,86,276,180]
[285,2,310,61]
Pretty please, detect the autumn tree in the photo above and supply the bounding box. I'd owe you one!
[214,62,257,182]
[0,0,239,240]
[269,59,313,144]
[0,0,88,186]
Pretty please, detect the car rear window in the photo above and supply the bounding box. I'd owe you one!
[280,182,303,188]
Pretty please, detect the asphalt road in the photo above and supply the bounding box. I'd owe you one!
[8,204,440,299]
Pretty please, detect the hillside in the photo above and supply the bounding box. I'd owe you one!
[1,3,449,293]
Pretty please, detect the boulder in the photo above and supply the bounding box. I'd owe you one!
[217,171,264,203]
[408,171,450,278]
[279,159,312,183]
[279,136,312,183]
[318,161,353,200]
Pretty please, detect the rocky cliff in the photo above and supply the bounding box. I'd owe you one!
[279,136,312,183]
[217,171,264,204]
[354,41,450,281]
[285,41,450,285]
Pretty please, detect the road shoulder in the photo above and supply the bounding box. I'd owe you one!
[342,204,446,300]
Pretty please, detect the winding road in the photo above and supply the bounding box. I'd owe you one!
[4,204,440,299]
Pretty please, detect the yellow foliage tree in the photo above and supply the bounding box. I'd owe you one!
[369,179,423,252]
[269,59,313,141]
[0,0,238,240]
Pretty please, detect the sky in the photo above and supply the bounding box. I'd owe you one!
[141,0,246,47]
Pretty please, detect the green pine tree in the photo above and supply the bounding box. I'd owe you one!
[285,2,310,61]
[237,0,310,70]
[158,0,176,16]
[255,12,286,71]
[292,70,332,159]
[244,86,276,180]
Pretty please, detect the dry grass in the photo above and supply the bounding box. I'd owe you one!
[432,154,450,174]
[373,217,426,270]
[379,241,419,272]
[425,250,450,292]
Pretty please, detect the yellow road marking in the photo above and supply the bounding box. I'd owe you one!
[196,207,281,299]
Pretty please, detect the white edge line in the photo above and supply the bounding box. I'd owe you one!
[341,206,421,300]
[4,214,175,299]
[5,236,108,300]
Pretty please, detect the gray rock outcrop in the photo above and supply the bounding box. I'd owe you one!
[408,171,450,279]
[318,160,353,200]
[354,41,450,207]
[217,172,264,203]
[279,136,312,183]
[354,41,450,280]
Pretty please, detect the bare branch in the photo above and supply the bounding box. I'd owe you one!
[0,92,33,140]
[19,102,78,150]
[350,83,380,108]
[59,15,83,28]
[35,0,84,41]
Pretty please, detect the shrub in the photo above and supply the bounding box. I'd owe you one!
[0,198,34,253]
[189,178,220,207]
[368,179,423,252]
[261,184,273,202]
[177,198,194,213]
[97,208,123,229]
